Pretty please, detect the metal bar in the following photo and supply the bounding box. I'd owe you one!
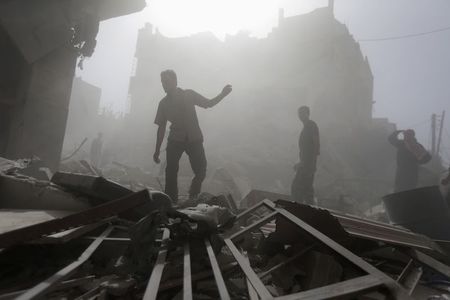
[243,252,259,300]
[273,206,412,299]
[84,237,131,243]
[74,286,101,300]
[183,243,192,300]
[409,249,450,278]
[0,276,96,300]
[397,259,423,295]
[224,239,273,300]
[0,190,150,249]
[247,278,259,300]
[235,199,274,220]
[205,239,231,300]
[158,262,238,292]
[54,276,96,291]
[143,228,170,300]
[0,290,24,300]
[276,275,383,300]
[35,219,113,244]
[17,226,114,300]
[259,245,314,279]
[229,211,278,240]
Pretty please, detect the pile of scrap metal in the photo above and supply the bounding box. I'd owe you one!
[1,159,450,299]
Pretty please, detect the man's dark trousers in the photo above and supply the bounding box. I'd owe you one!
[165,139,207,202]
[291,159,316,205]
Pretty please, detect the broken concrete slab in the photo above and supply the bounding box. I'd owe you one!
[0,209,71,234]
[51,171,132,203]
[0,173,90,211]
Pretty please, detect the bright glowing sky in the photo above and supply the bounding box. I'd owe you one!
[142,0,327,39]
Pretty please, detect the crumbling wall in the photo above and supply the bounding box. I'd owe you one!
[0,0,145,171]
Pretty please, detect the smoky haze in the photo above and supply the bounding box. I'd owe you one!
[63,0,450,213]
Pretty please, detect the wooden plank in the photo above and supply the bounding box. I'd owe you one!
[183,243,192,300]
[143,228,170,300]
[16,226,114,300]
[0,190,150,249]
[0,210,71,234]
[276,275,383,300]
[235,199,274,221]
[224,239,273,300]
[34,219,112,244]
[259,245,313,279]
[229,211,278,240]
[397,259,422,295]
[243,253,259,300]
[159,262,238,292]
[409,249,450,278]
[0,276,95,300]
[84,237,130,243]
[205,239,231,300]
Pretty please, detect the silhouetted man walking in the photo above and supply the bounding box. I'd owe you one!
[389,129,431,192]
[291,106,320,205]
[153,70,232,203]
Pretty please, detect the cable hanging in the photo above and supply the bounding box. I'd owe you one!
[359,25,450,42]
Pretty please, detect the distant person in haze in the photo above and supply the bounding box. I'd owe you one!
[440,166,450,203]
[291,106,320,205]
[90,132,103,168]
[153,70,232,203]
[388,129,431,192]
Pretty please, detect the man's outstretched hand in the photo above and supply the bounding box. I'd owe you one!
[153,150,161,164]
[221,84,232,97]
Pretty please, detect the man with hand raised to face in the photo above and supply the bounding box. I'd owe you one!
[291,106,320,205]
[153,70,232,203]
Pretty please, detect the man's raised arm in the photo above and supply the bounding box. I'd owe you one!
[192,84,232,108]
[388,130,402,147]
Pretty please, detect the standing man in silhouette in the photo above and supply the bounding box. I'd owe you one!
[90,132,103,169]
[291,106,320,205]
[153,70,232,203]
[389,129,431,192]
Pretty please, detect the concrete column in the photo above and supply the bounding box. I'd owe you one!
[5,46,77,170]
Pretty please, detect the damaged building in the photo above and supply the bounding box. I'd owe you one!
[0,0,145,171]
[124,4,400,212]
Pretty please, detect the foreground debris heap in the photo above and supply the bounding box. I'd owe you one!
[1,166,450,299]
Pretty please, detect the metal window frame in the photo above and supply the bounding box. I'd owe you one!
[223,199,412,300]
[142,199,412,300]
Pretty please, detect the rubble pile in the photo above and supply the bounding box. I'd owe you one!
[1,159,450,299]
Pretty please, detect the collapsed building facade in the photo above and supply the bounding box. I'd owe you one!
[125,4,397,212]
[0,0,145,171]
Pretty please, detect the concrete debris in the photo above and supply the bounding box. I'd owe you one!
[0,160,450,299]
[51,171,132,204]
[179,204,236,230]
